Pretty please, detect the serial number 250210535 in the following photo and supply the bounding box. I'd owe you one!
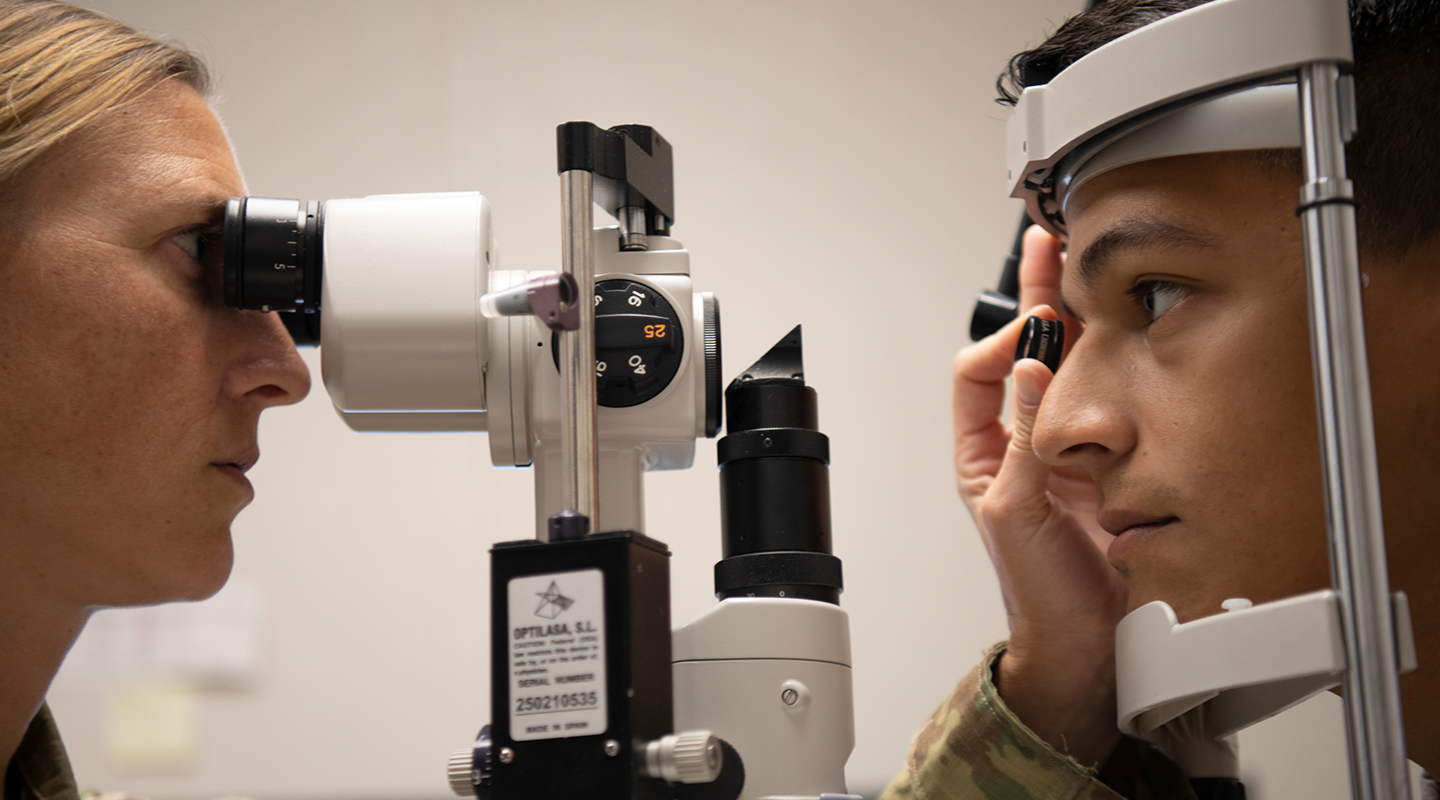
[515,692,599,713]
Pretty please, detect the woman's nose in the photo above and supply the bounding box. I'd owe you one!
[226,310,312,407]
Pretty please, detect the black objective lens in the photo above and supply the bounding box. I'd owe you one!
[222,197,323,345]
[714,325,841,605]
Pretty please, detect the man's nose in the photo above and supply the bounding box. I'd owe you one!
[1031,334,1136,472]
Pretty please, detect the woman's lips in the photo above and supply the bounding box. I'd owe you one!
[215,448,259,474]
[212,462,254,498]
[212,448,259,494]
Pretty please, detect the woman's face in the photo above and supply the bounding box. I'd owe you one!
[0,81,310,609]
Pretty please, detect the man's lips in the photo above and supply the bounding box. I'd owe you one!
[1099,510,1179,564]
[1098,510,1179,537]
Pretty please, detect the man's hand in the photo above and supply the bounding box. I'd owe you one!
[952,226,1128,768]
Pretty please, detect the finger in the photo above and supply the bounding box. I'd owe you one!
[955,307,1064,508]
[954,304,1062,445]
[1015,226,1084,361]
[1016,225,1066,317]
[952,309,1031,445]
[986,356,1058,528]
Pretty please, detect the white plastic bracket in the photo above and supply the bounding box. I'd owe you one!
[1006,0,1351,233]
[1117,590,1416,740]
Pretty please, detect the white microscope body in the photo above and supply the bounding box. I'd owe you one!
[221,123,856,800]
[673,598,854,800]
[314,194,713,537]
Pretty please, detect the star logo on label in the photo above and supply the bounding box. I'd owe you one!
[534,581,576,619]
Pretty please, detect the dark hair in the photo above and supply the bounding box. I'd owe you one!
[997,0,1440,258]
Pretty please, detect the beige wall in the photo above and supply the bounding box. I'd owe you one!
[46,2,1361,799]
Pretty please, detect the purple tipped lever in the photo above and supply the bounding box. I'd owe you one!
[479,272,580,331]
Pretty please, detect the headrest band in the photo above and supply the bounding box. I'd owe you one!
[1057,83,1303,224]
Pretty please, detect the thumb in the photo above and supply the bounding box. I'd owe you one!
[990,357,1057,524]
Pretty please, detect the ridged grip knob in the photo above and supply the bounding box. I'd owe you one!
[644,730,722,784]
[447,746,477,797]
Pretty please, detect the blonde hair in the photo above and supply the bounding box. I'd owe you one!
[0,1,208,184]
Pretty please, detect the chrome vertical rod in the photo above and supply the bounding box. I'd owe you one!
[558,169,599,537]
[1298,61,1409,800]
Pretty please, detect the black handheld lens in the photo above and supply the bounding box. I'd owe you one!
[1014,316,1063,373]
[222,197,323,345]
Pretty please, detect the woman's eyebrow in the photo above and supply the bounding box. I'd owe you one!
[175,192,230,222]
[1074,218,1220,288]
[152,179,232,214]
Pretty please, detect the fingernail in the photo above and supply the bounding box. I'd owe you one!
[1014,366,1044,409]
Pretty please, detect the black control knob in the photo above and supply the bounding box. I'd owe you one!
[447,724,493,799]
[553,278,685,407]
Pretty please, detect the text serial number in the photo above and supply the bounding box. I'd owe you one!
[515,692,599,713]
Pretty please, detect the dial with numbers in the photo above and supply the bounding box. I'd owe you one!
[551,279,685,407]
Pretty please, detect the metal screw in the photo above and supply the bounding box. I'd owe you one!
[604,740,621,757]
[762,437,773,448]
[498,747,514,764]
[781,688,799,706]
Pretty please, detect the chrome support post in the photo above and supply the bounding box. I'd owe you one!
[557,169,599,538]
[1297,61,1410,800]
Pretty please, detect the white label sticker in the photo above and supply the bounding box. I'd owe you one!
[507,569,607,741]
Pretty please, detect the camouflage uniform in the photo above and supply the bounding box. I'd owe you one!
[881,643,1195,800]
[4,705,81,800]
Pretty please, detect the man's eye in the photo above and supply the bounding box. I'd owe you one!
[172,228,201,261]
[1132,280,1190,321]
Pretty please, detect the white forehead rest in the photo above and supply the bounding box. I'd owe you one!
[1062,83,1303,215]
[1005,0,1351,235]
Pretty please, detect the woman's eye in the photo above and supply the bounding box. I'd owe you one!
[1134,281,1190,321]
[172,229,201,261]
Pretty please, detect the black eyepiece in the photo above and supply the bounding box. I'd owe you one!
[222,197,323,345]
[714,325,841,604]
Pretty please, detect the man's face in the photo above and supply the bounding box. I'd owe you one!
[1031,152,1331,623]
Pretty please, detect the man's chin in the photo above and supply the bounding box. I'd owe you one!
[1120,579,1226,625]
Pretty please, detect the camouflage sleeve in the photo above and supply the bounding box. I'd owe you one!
[879,643,1145,800]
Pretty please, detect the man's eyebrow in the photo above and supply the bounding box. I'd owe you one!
[1074,218,1221,288]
